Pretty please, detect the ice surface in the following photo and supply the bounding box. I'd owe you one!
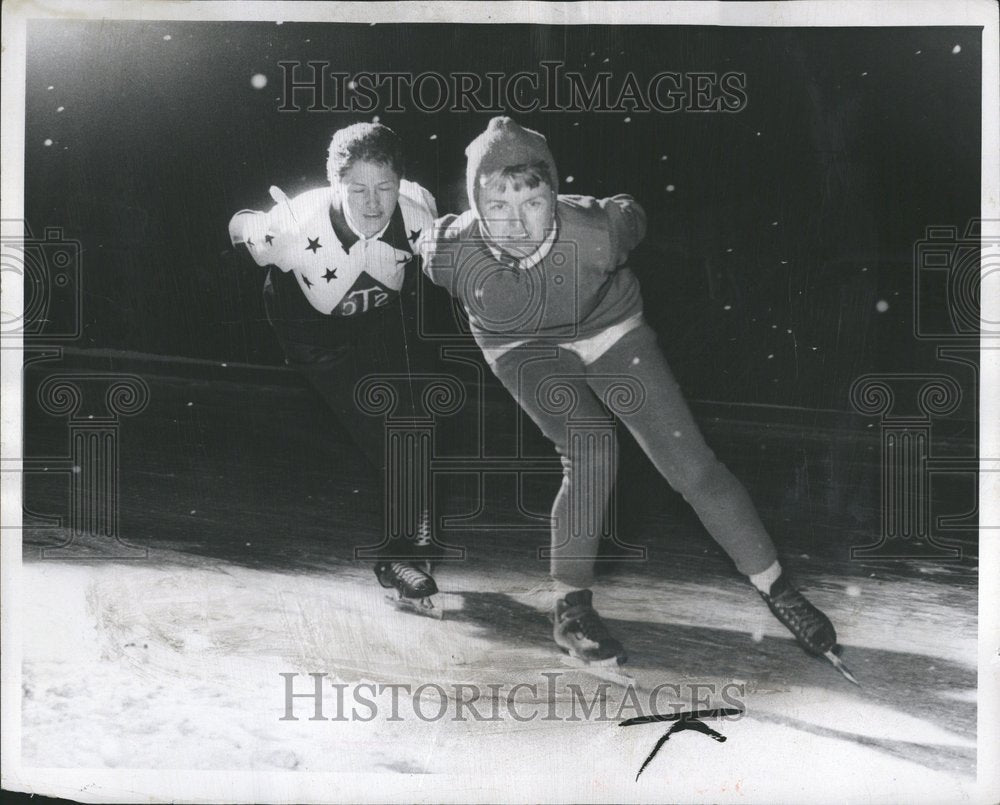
[17,547,977,802]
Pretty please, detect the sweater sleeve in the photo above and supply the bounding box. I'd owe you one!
[228,208,299,271]
[417,214,463,296]
[599,195,647,267]
[228,185,307,271]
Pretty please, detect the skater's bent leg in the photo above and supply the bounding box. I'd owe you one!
[272,311,432,561]
[587,325,843,664]
[588,324,777,576]
[490,345,616,590]
[272,305,427,473]
[277,338,388,472]
[355,309,440,559]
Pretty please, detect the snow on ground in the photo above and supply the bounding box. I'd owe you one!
[18,555,977,803]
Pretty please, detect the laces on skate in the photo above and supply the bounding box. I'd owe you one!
[414,509,432,548]
[759,574,860,686]
[759,575,836,655]
[373,561,438,598]
[373,561,443,619]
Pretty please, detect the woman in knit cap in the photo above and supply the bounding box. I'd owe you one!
[229,122,444,610]
[420,116,846,676]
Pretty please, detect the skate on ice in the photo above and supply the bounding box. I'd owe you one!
[553,590,627,664]
[374,560,442,619]
[758,572,859,685]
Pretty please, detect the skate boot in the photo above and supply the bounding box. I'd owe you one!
[553,589,627,664]
[757,573,859,685]
[374,560,441,618]
[757,573,835,655]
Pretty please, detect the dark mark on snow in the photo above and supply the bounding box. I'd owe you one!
[620,707,742,780]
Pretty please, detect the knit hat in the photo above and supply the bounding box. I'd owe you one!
[465,117,558,216]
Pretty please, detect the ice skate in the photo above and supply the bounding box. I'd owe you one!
[374,560,442,619]
[758,572,859,685]
[560,653,636,688]
[553,589,627,664]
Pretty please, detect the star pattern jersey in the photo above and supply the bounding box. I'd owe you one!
[231,180,437,347]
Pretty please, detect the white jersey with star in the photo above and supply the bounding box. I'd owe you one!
[232,180,437,316]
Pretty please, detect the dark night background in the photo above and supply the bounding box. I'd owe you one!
[24,20,981,414]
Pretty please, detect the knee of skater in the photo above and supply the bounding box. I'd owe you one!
[672,458,729,500]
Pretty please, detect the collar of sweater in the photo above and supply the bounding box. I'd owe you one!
[329,199,408,254]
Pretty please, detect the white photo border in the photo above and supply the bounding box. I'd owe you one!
[2,2,997,802]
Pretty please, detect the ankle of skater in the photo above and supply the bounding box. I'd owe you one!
[748,559,782,595]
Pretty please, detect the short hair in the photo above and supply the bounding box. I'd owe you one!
[478,162,554,196]
[326,123,405,184]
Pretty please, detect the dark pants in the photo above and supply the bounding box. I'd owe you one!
[266,293,433,561]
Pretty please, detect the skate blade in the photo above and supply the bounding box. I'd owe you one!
[823,649,860,686]
[386,593,444,620]
[561,654,634,687]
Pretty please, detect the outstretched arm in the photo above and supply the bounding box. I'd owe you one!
[227,186,299,270]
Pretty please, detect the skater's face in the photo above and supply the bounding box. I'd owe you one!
[339,160,401,238]
[478,180,555,260]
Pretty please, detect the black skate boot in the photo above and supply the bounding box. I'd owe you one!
[553,590,627,664]
[758,573,836,655]
[374,561,438,598]
[758,573,859,685]
[374,560,441,618]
